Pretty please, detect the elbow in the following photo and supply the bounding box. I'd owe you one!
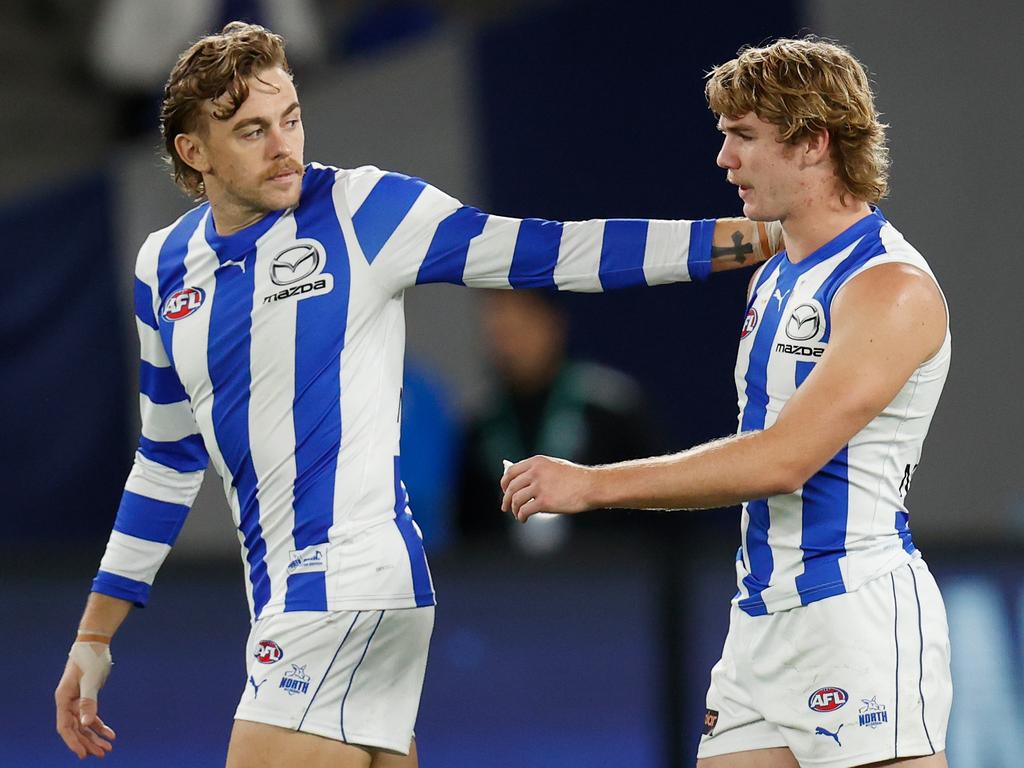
[765,463,813,497]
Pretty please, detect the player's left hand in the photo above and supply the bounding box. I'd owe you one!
[500,456,595,522]
[55,645,117,759]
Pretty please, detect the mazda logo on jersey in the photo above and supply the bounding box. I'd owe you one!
[271,243,321,285]
[786,301,824,341]
[162,287,205,321]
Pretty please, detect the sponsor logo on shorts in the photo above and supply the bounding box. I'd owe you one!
[858,696,889,728]
[287,546,328,575]
[254,639,284,665]
[808,686,848,712]
[741,307,758,338]
[280,664,311,696]
[162,287,205,321]
[702,708,719,736]
[815,724,844,747]
[248,675,267,699]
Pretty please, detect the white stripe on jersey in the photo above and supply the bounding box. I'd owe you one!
[98,531,171,585]
[462,214,520,288]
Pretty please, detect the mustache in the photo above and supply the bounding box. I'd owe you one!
[269,162,304,178]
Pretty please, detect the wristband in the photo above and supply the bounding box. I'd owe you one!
[76,629,112,639]
[754,221,785,261]
[69,642,113,701]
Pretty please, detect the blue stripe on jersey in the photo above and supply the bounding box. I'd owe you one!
[896,511,917,554]
[134,277,159,329]
[206,221,271,619]
[746,253,786,312]
[737,257,797,613]
[509,218,563,288]
[156,205,208,368]
[686,219,716,282]
[599,220,648,290]
[113,490,190,544]
[416,206,489,285]
[138,434,208,472]
[795,446,850,603]
[393,456,434,606]
[285,166,350,612]
[139,361,188,404]
[352,172,427,264]
[92,570,152,607]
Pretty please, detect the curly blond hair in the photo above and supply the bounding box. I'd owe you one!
[706,37,889,204]
[160,22,291,199]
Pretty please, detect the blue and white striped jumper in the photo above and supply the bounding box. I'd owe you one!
[92,163,716,621]
[732,208,950,616]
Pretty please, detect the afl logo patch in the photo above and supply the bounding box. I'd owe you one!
[254,640,284,665]
[162,287,205,321]
[786,301,824,342]
[741,307,759,338]
[809,686,848,712]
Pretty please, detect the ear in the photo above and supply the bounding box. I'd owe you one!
[174,132,212,175]
[800,128,831,168]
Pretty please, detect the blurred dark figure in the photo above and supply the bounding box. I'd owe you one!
[458,290,665,553]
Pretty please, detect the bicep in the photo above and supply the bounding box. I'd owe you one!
[769,264,946,479]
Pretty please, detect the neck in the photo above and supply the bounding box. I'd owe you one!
[781,189,871,263]
[208,198,269,236]
[203,179,270,236]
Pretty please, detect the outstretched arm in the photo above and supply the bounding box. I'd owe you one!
[501,262,944,519]
[339,167,781,293]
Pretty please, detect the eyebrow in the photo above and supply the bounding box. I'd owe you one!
[717,122,755,135]
[232,101,301,133]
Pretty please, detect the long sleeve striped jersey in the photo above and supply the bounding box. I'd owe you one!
[93,162,716,621]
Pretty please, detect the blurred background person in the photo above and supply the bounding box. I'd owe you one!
[458,289,666,553]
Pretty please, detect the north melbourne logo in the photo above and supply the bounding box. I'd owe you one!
[287,546,327,575]
[280,665,311,696]
[858,697,889,729]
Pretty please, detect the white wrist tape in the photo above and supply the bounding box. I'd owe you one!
[754,221,785,261]
[69,642,113,700]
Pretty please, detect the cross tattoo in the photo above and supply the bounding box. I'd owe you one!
[711,230,754,264]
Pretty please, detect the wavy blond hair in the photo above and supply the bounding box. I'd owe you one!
[160,22,290,199]
[706,37,889,204]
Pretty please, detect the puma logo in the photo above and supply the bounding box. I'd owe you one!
[772,287,790,309]
[815,724,843,746]
[248,674,267,699]
[220,258,247,273]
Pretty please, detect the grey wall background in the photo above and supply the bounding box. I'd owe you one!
[807,1,1023,541]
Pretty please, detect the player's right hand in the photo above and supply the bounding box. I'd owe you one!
[55,642,117,759]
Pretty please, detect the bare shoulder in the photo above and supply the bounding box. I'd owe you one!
[836,262,944,316]
[832,262,946,357]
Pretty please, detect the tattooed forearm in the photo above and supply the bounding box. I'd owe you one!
[708,219,781,273]
[711,230,754,265]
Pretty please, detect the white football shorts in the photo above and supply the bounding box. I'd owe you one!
[235,606,435,754]
[697,557,951,768]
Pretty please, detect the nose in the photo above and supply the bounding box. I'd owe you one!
[716,137,738,170]
[267,126,292,159]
